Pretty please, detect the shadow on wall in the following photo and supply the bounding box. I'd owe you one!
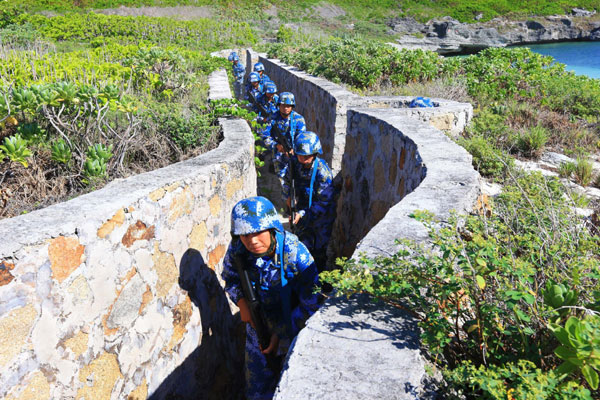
[149,249,245,400]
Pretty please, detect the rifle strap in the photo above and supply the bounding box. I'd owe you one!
[290,111,297,150]
[275,231,293,335]
[308,158,319,208]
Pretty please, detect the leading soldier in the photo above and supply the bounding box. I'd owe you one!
[221,196,322,400]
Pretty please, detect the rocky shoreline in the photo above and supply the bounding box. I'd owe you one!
[389,9,600,54]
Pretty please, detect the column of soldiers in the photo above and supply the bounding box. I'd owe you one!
[226,51,336,400]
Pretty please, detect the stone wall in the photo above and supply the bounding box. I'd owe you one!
[0,113,255,397]
[258,53,363,173]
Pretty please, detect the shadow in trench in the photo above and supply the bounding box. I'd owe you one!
[149,249,245,400]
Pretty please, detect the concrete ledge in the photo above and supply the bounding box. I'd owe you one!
[365,96,473,137]
[275,295,431,400]
[208,68,232,101]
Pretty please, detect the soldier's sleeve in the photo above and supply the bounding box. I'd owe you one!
[303,160,335,222]
[295,115,307,134]
[221,243,244,305]
[289,242,320,337]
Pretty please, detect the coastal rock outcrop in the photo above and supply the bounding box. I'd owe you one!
[389,12,600,54]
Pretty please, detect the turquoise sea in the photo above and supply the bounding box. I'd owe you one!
[515,41,600,79]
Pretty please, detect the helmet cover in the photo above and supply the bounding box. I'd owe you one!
[249,72,260,83]
[253,62,265,72]
[231,196,283,236]
[265,82,277,94]
[228,51,237,61]
[294,131,323,156]
[278,92,296,106]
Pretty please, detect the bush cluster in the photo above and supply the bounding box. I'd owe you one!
[323,171,600,397]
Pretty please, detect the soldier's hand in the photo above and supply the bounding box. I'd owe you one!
[276,144,285,153]
[292,214,301,225]
[237,298,255,329]
[261,333,279,355]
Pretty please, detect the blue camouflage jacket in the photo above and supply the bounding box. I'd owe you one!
[221,232,320,339]
[233,62,246,82]
[260,110,306,153]
[257,94,279,122]
[282,157,335,226]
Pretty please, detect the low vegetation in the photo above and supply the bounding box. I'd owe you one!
[323,170,600,398]
[0,11,256,218]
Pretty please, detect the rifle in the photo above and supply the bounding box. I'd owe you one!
[249,90,270,119]
[232,254,281,372]
[271,124,297,233]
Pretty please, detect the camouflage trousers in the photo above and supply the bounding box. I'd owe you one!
[244,324,283,400]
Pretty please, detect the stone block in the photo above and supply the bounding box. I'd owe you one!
[107,274,146,330]
[168,186,194,224]
[76,352,123,400]
[64,330,89,358]
[97,209,126,239]
[4,371,50,400]
[0,260,15,286]
[49,236,85,283]
[121,221,155,248]
[0,304,38,367]
[152,243,178,299]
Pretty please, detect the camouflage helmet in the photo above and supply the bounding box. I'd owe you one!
[265,82,277,94]
[231,196,283,236]
[227,51,237,61]
[249,72,260,83]
[294,131,323,156]
[278,92,295,106]
[253,62,265,72]
[232,54,240,62]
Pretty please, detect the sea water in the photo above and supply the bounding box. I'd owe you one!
[515,41,600,79]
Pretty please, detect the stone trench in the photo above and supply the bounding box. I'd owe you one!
[0,50,479,400]
[232,50,479,399]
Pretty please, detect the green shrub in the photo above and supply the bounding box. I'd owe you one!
[459,135,511,178]
[446,360,592,399]
[559,161,576,179]
[517,125,548,158]
[51,139,72,164]
[574,157,593,187]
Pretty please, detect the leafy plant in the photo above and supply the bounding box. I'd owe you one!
[322,170,600,396]
[551,316,600,390]
[51,139,72,164]
[0,134,32,167]
[83,157,107,179]
[86,143,113,163]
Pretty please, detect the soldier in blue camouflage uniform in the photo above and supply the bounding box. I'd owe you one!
[246,72,264,114]
[260,92,306,180]
[229,53,246,100]
[221,196,321,400]
[283,132,335,271]
[256,82,279,124]
[253,62,271,86]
